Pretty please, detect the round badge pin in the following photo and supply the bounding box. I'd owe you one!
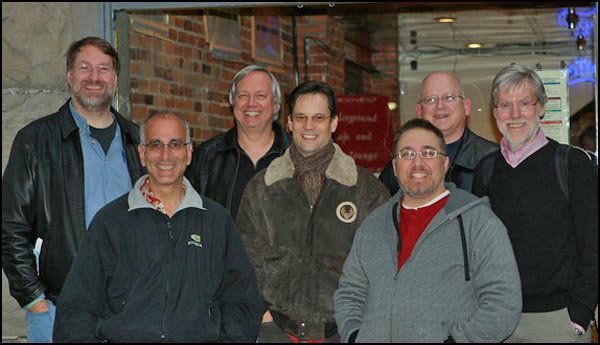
[336,201,357,223]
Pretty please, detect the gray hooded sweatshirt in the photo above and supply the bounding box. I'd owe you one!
[334,183,522,343]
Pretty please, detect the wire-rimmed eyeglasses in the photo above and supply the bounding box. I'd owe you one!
[292,114,331,125]
[142,140,190,152]
[72,62,115,76]
[494,100,538,115]
[394,149,447,160]
[419,94,465,106]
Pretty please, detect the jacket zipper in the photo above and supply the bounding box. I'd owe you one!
[160,220,173,341]
[227,147,241,213]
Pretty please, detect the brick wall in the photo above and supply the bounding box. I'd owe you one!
[128,9,295,147]
[127,10,399,147]
[295,15,345,95]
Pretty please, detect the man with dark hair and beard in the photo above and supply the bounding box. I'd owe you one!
[2,36,145,342]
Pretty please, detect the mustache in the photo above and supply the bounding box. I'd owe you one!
[409,165,428,173]
[81,80,107,87]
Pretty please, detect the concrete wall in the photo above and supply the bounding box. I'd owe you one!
[2,2,99,339]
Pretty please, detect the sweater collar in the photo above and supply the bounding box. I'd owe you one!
[500,127,548,168]
[220,121,291,154]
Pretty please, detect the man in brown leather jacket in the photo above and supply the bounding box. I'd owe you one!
[236,81,389,342]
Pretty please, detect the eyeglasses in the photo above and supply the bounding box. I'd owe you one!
[293,114,330,125]
[420,94,465,106]
[394,149,447,160]
[494,100,538,114]
[142,140,190,152]
[72,62,115,76]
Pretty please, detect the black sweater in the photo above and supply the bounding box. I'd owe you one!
[472,139,598,329]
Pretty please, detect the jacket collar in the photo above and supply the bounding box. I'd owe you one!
[388,182,489,221]
[264,142,358,187]
[128,175,206,213]
[57,99,137,143]
[219,121,291,153]
[57,100,79,139]
[451,127,478,168]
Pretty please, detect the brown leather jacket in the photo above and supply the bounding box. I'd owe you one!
[236,144,389,341]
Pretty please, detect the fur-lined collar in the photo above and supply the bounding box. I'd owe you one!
[265,143,358,187]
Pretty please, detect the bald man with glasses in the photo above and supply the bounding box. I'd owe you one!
[379,71,498,195]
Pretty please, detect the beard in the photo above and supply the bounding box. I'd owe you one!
[71,81,115,113]
[399,166,445,199]
[402,183,439,198]
[498,119,539,152]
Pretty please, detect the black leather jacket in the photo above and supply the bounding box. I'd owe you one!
[1,100,145,307]
[185,121,291,218]
[379,127,499,194]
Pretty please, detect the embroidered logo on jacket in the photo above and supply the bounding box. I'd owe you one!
[336,201,357,223]
[188,234,203,248]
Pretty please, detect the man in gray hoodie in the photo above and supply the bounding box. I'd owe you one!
[334,118,522,342]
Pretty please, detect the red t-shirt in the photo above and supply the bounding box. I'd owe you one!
[397,193,449,271]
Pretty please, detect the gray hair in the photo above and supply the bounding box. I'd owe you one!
[228,65,282,120]
[140,112,191,144]
[491,64,548,106]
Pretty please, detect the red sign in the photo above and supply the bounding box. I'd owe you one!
[335,95,394,173]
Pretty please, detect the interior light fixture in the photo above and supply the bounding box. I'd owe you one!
[576,35,586,50]
[466,43,482,49]
[435,17,455,23]
[566,7,579,34]
[387,102,398,111]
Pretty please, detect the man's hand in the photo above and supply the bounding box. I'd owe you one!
[28,299,49,313]
[259,311,290,343]
[262,310,274,323]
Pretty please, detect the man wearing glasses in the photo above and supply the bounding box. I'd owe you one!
[334,118,522,342]
[236,81,389,342]
[2,36,145,342]
[473,64,598,343]
[53,112,263,342]
[379,71,498,195]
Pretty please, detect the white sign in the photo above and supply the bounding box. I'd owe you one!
[537,69,570,144]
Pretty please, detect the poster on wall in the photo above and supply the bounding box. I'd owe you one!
[335,95,394,173]
[537,69,570,144]
[252,8,283,69]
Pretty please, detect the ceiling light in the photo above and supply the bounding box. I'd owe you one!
[566,7,579,34]
[467,43,482,49]
[435,17,455,23]
[576,35,586,50]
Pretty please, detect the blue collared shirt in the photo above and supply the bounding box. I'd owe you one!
[70,102,133,228]
[25,104,134,310]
